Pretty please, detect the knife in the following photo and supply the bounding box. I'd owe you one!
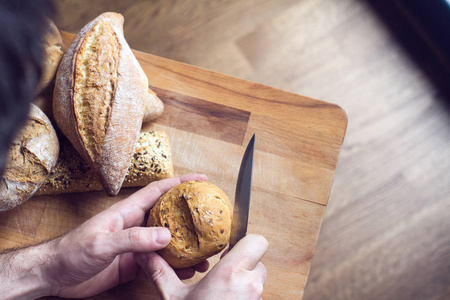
[229,133,255,250]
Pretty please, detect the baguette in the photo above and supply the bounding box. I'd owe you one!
[53,12,148,196]
[0,104,59,211]
[36,131,173,196]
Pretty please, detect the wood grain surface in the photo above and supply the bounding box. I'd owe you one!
[2,0,450,299]
[51,1,450,300]
[0,23,347,300]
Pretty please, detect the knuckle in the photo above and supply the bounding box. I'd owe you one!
[127,227,143,246]
[85,233,106,258]
[251,281,264,296]
[259,262,268,281]
[219,264,241,284]
[215,263,265,298]
[150,264,166,284]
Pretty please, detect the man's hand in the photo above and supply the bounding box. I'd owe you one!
[39,174,208,298]
[135,234,269,300]
[0,174,269,300]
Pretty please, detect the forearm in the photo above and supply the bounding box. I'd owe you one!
[0,242,53,300]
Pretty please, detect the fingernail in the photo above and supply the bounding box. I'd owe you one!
[153,228,171,245]
[135,253,147,265]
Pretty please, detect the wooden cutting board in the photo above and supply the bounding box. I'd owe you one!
[0,31,347,299]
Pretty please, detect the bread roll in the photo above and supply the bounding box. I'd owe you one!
[33,93,54,123]
[36,19,63,94]
[143,88,164,122]
[0,104,59,211]
[36,131,173,196]
[53,12,148,196]
[147,181,232,268]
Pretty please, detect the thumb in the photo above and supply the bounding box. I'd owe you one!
[106,227,171,256]
[134,252,186,299]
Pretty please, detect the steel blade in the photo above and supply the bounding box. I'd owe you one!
[229,134,255,249]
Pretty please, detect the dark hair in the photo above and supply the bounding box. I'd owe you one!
[0,0,54,174]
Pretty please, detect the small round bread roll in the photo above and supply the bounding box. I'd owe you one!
[142,88,164,122]
[36,19,64,94]
[0,104,59,212]
[147,180,232,268]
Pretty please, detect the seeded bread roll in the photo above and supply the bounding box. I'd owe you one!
[36,131,173,196]
[0,104,59,211]
[53,12,148,196]
[36,19,64,94]
[147,181,232,268]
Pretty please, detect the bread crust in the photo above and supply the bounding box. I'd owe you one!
[148,181,232,268]
[36,131,173,196]
[53,12,147,196]
[143,88,164,122]
[36,19,64,94]
[0,104,59,211]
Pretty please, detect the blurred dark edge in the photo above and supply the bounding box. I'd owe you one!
[367,0,450,104]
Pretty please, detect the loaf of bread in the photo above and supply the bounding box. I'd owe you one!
[53,12,149,196]
[36,87,162,124]
[147,181,232,268]
[0,104,59,212]
[36,19,64,94]
[36,131,173,196]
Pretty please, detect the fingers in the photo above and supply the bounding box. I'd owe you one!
[253,262,268,286]
[221,234,268,270]
[174,268,195,280]
[174,260,210,280]
[246,262,267,299]
[111,174,208,228]
[134,252,184,299]
[197,237,268,299]
[193,260,210,273]
[131,174,208,211]
[104,227,171,256]
[146,174,209,200]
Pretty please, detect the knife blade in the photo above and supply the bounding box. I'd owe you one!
[229,133,255,250]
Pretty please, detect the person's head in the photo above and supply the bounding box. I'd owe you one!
[0,0,54,174]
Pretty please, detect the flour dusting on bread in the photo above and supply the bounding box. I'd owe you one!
[0,105,59,211]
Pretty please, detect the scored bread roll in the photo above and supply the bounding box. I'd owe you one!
[36,19,64,94]
[36,131,173,196]
[53,12,148,196]
[147,181,233,268]
[0,104,59,212]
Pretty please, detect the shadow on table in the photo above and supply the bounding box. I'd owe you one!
[366,0,450,108]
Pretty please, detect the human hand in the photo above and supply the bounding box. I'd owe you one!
[135,234,269,300]
[40,174,209,298]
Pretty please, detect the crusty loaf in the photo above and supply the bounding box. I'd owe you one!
[53,12,148,196]
[0,104,59,212]
[36,87,162,124]
[36,131,173,196]
[36,19,64,94]
[147,181,232,268]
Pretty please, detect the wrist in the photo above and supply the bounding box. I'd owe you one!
[0,242,55,300]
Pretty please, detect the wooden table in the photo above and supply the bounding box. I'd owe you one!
[0,31,347,299]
